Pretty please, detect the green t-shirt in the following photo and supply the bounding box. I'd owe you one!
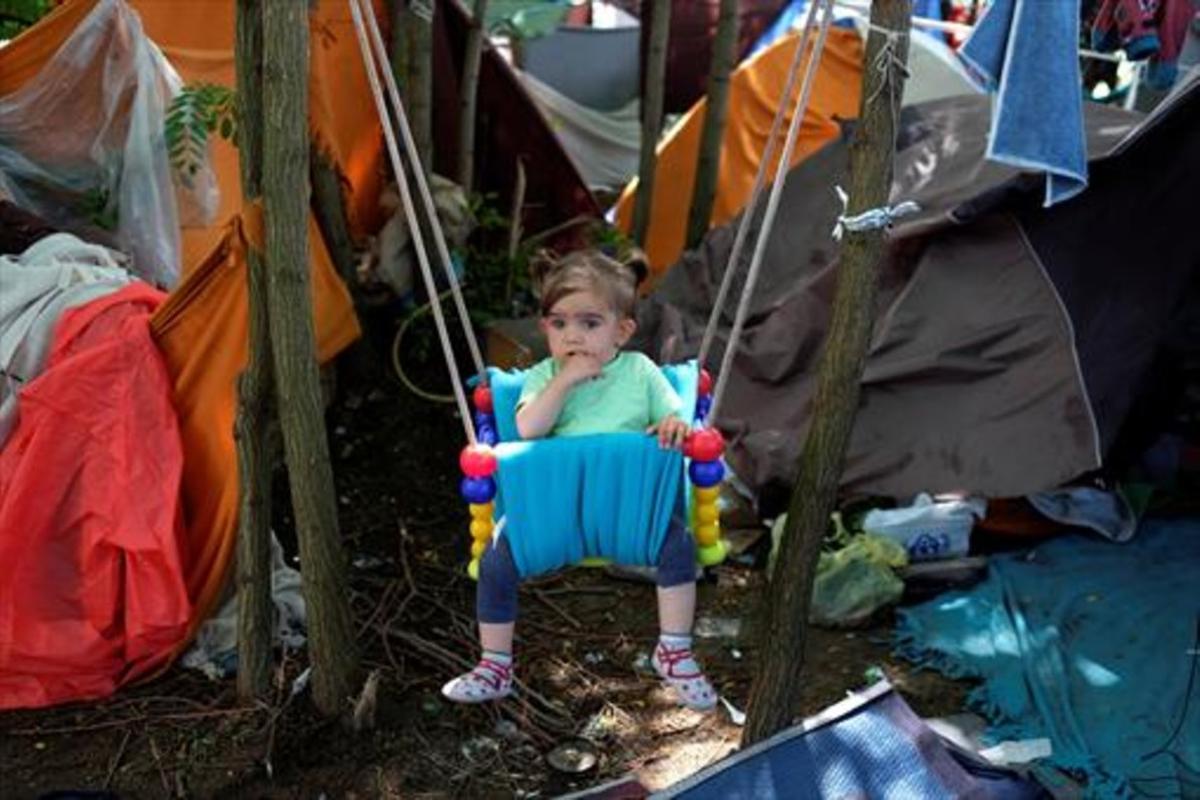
[516,351,683,438]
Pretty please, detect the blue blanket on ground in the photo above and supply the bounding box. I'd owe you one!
[895,519,1200,798]
[959,0,1088,207]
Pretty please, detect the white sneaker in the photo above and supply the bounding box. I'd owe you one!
[652,642,717,711]
[441,658,514,704]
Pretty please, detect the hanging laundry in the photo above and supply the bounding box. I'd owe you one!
[1091,0,1197,89]
[959,0,1088,206]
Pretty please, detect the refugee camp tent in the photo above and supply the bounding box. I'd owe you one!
[0,0,371,708]
[628,0,793,114]
[433,0,602,235]
[522,1,642,111]
[614,21,980,275]
[635,73,1200,510]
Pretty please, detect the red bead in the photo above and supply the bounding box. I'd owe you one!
[684,428,725,461]
[698,369,714,397]
[473,384,494,414]
[459,444,498,477]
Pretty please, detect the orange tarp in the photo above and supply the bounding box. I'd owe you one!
[615,27,864,275]
[1,0,380,658]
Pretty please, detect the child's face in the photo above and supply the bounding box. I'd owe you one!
[540,289,636,365]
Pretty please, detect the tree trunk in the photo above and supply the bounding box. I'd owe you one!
[407,0,435,176]
[456,0,489,191]
[309,146,357,290]
[388,0,410,99]
[262,0,359,716]
[233,0,273,703]
[684,0,738,250]
[742,0,911,746]
[631,0,670,248]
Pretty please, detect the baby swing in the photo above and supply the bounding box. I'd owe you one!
[348,0,841,580]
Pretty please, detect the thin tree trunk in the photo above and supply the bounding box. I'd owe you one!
[632,0,670,248]
[310,146,357,289]
[262,0,359,716]
[457,0,489,191]
[685,0,738,250]
[233,0,273,703]
[388,0,410,99]
[742,0,912,746]
[408,0,435,176]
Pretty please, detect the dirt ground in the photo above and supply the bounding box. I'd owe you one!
[0,319,971,800]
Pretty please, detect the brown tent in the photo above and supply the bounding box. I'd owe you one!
[636,77,1200,511]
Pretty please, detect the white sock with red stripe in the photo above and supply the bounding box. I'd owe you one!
[653,633,717,711]
[442,650,514,704]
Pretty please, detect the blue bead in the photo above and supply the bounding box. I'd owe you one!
[460,476,497,503]
[689,459,725,488]
[477,426,498,446]
[694,395,712,421]
[474,411,496,431]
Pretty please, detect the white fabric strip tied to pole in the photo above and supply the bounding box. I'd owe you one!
[696,0,824,372]
[348,0,478,445]
[830,185,920,240]
[351,0,490,390]
[706,0,839,426]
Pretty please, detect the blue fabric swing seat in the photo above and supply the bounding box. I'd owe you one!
[485,361,699,579]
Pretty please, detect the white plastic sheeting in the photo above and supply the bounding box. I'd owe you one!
[521,71,641,191]
[0,234,134,448]
[0,0,217,287]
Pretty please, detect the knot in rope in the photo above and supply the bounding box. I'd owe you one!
[831,185,920,241]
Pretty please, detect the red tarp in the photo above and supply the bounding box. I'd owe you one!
[0,284,190,709]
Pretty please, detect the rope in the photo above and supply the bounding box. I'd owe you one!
[696,0,822,371]
[706,0,837,425]
[391,292,457,404]
[349,0,477,445]
[830,185,920,240]
[355,0,489,387]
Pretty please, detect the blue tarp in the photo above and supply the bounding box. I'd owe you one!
[895,518,1200,799]
[656,682,1044,799]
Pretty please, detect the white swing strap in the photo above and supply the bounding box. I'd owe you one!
[696,0,823,371]
[707,0,839,425]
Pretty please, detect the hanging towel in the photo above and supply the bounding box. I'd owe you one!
[959,0,1088,207]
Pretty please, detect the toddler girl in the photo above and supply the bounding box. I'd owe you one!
[442,249,717,711]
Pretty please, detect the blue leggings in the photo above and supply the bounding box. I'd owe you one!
[477,518,697,624]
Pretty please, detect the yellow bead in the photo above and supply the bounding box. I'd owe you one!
[579,556,611,568]
[471,539,488,559]
[695,503,719,524]
[697,540,727,566]
[470,519,493,540]
[467,558,480,581]
[693,486,719,503]
[695,522,720,546]
[469,502,494,520]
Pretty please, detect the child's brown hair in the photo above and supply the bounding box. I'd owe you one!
[529,248,649,319]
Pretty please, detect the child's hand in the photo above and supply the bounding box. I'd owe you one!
[648,414,689,449]
[559,352,603,387]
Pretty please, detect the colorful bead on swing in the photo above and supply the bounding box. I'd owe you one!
[694,522,721,547]
[459,444,498,477]
[698,368,714,397]
[694,394,712,421]
[683,428,725,461]
[698,540,727,566]
[473,384,494,414]
[689,459,725,488]
[460,475,497,503]
[477,425,498,446]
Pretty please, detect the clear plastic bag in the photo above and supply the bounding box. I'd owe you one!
[0,0,218,287]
